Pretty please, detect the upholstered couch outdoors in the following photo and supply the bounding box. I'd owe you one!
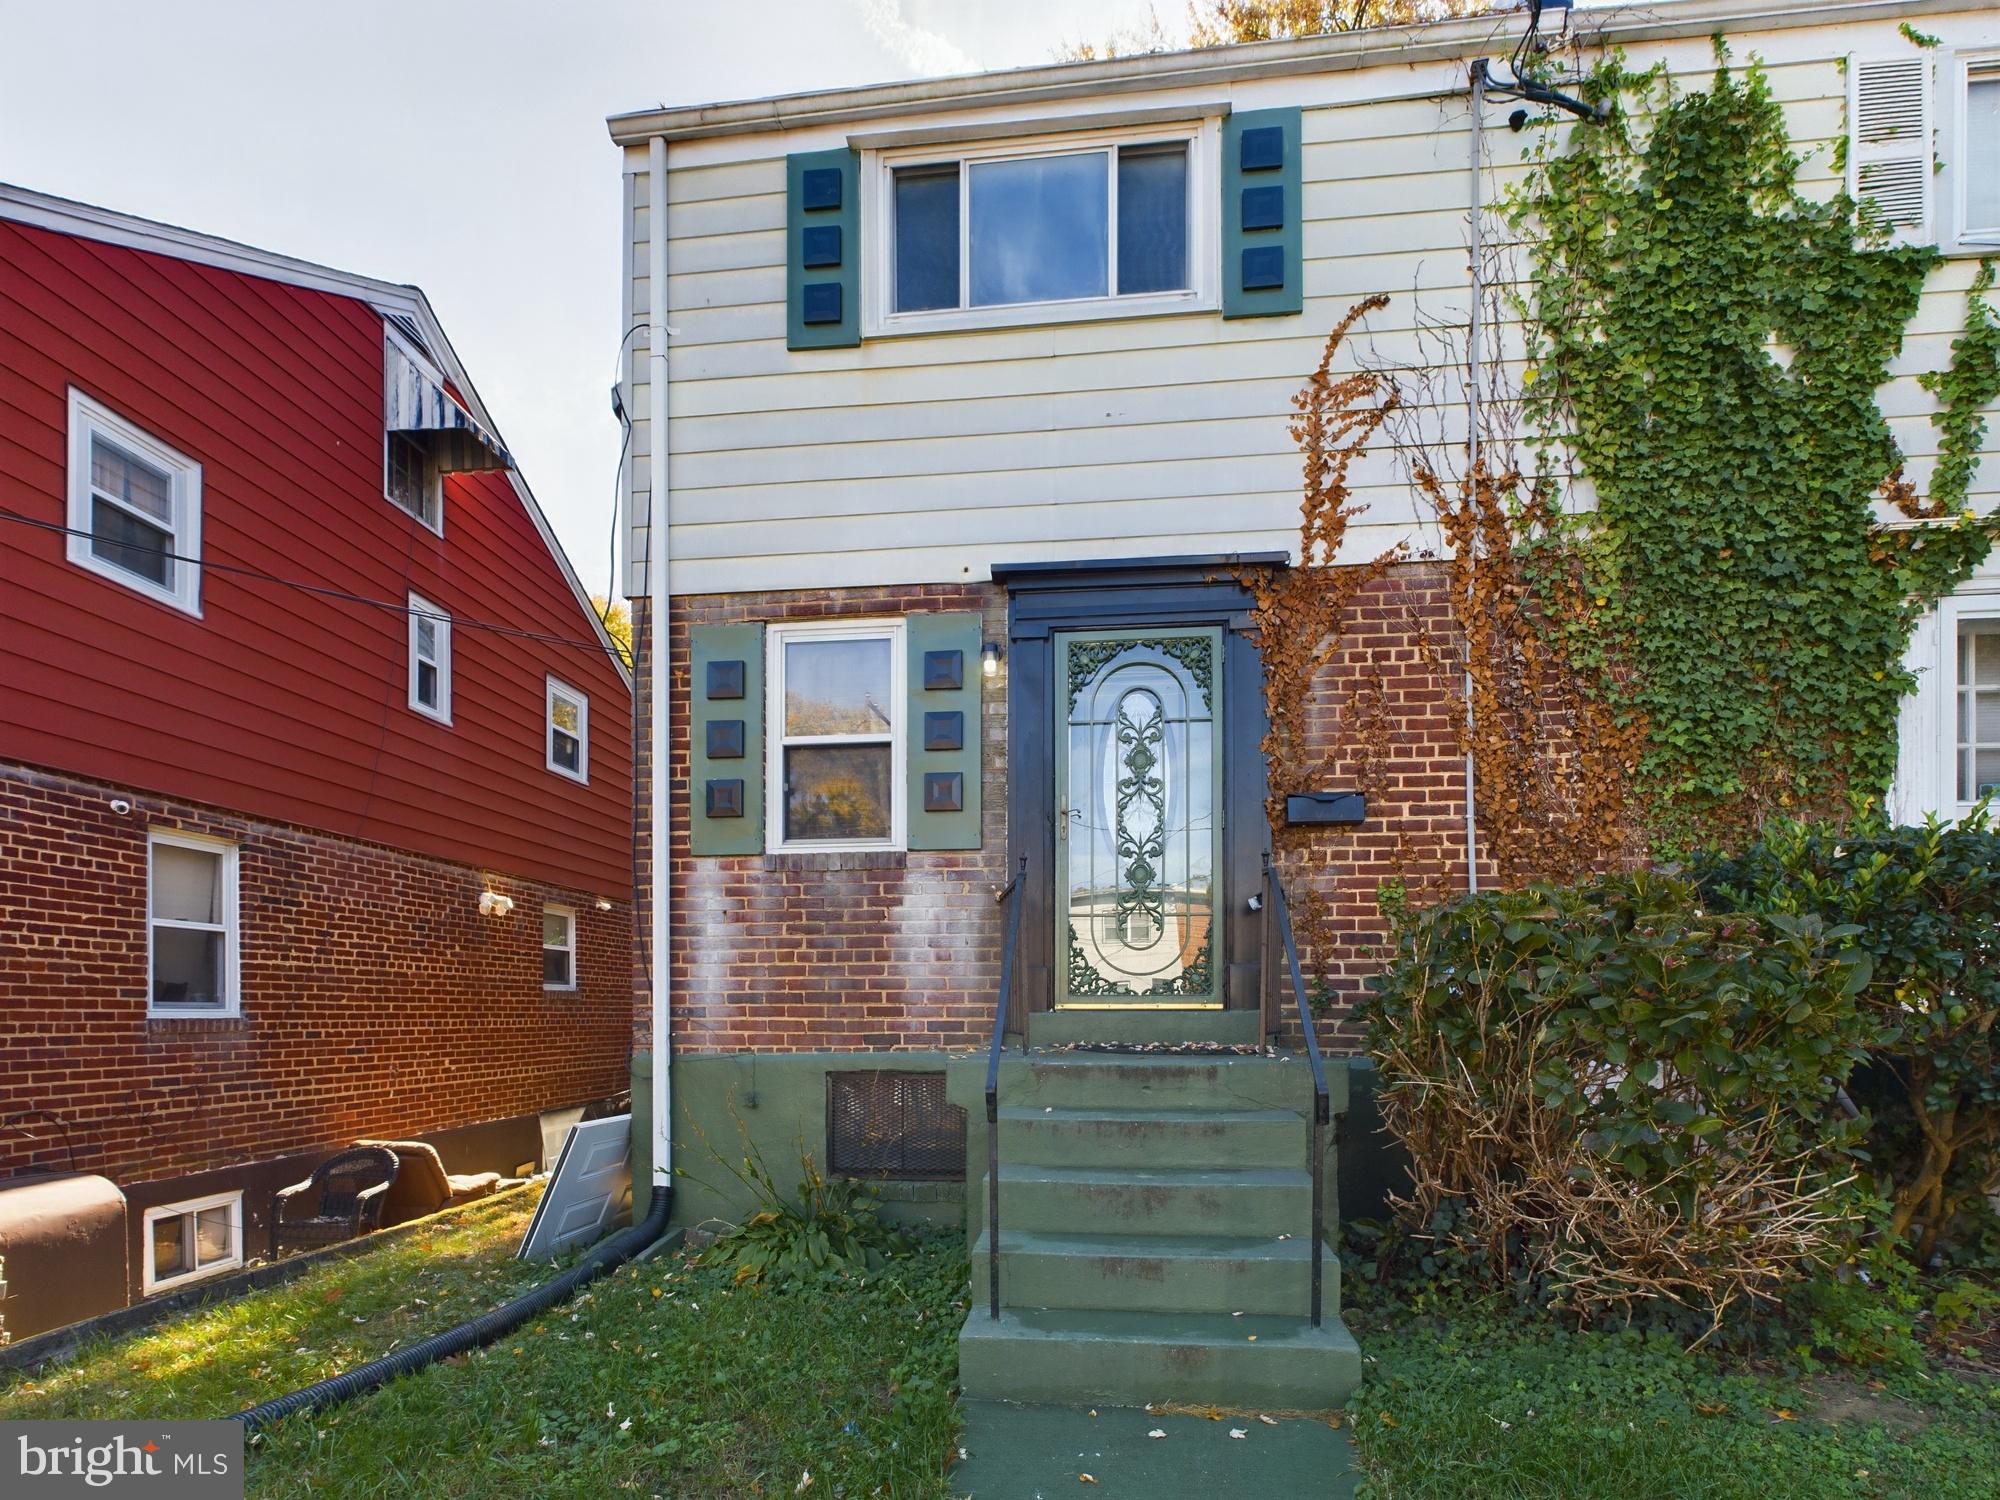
[356,1139,506,1225]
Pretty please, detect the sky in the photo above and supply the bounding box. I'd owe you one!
[0,0,1165,598]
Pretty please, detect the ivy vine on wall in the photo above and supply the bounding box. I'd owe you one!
[1513,56,2000,853]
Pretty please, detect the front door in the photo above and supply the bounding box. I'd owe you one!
[1055,627,1223,1008]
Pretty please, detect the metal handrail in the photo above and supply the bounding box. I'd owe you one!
[985,856,1027,1320]
[1263,857,1328,1328]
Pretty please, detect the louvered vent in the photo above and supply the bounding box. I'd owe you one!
[1854,58,1925,143]
[1849,54,1932,238]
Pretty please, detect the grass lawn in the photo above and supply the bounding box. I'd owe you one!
[1345,1310,2000,1500]
[1,1188,968,1498]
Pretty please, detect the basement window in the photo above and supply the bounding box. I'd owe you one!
[827,1071,966,1181]
[66,389,203,615]
[142,1190,243,1293]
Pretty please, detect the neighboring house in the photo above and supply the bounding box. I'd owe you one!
[0,186,633,1338]
[606,0,1999,1409]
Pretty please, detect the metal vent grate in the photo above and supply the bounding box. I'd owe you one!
[827,1071,966,1181]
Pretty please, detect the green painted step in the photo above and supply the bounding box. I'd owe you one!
[1028,1008,1265,1048]
[997,1104,1305,1169]
[958,1306,1363,1408]
[971,1228,1339,1315]
[990,1163,1313,1239]
[998,1052,1346,1116]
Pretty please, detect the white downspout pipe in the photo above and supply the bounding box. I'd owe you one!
[648,133,673,1187]
[1462,62,1485,896]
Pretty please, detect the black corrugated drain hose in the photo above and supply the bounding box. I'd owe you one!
[234,1185,673,1434]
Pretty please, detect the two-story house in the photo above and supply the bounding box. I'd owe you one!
[607,0,2000,1410]
[0,186,633,1340]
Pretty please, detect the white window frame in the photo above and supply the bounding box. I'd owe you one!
[66,388,203,615]
[546,676,590,783]
[1892,578,2000,821]
[1939,46,2000,255]
[408,592,452,724]
[861,118,1220,338]
[147,829,241,1019]
[141,1190,244,1294]
[543,903,577,991]
[765,617,907,853]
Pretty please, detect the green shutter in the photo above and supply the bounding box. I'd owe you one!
[689,623,764,855]
[1222,107,1303,320]
[906,611,982,851]
[787,149,860,350]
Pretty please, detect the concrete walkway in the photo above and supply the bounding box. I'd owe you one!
[950,1401,1357,1498]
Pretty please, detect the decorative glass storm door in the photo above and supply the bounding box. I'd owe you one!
[1057,627,1222,1007]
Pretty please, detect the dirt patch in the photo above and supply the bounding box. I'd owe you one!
[1807,1375,1932,1435]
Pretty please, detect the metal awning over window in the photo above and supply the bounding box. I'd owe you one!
[383,332,510,473]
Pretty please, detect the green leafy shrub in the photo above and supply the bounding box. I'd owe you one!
[697,1143,912,1288]
[1358,871,1876,1334]
[1699,810,2000,1266]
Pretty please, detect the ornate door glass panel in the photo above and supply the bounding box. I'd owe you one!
[1056,628,1221,1006]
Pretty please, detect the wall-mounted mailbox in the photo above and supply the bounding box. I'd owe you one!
[1285,791,1366,826]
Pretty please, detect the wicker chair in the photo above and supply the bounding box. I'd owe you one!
[270,1145,400,1258]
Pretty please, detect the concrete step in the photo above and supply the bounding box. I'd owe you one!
[996,1051,1345,1117]
[971,1228,1339,1315]
[1028,1008,1265,1048]
[991,1163,1314,1239]
[997,1104,1305,1170]
[958,1305,1364,1409]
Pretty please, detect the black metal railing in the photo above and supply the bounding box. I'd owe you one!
[1263,857,1328,1328]
[985,856,1027,1320]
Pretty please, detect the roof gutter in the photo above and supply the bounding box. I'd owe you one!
[605,0,1980,145]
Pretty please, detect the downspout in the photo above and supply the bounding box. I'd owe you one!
[1462,61,1485,896]
[648,133,673,1190]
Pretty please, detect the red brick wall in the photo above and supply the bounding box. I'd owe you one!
[632,564,1473,1058]
[0,763,632,1187]
[635,584,1009,1056]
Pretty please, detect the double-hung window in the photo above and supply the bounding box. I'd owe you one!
[66,389,202,614]
[142,1191,243,1292]
[1957,619,2000,803]
[1949,52,2000,251]
[385,433,441,530]
[872,122,1213,333]
[149,831,239,1017]
[543,905,577,990]
[547,678,589,782]
[767,620,905,850]
[409,593,451,722]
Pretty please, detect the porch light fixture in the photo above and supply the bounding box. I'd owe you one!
[478,891,516,918]
[981,641,1002,678]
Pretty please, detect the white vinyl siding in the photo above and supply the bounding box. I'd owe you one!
[148,831,239,1018]
[546,677,589,782]
[66,389,202,614]
[142,1191,243,1293]
[627,16,2000,596]
[408,593,452,723]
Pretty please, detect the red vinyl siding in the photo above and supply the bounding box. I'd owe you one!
[0,219,631,896]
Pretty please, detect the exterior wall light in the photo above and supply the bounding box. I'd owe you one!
[981,641,1002,678]
[595,897,613,911]
[478,891,516,917]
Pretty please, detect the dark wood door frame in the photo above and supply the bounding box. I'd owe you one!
[996,554,1281,1024]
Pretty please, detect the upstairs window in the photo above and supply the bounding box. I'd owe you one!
[149,831,238,1017]
[1957,57,2000,247]
[543,905,576,990]
[66,389,203,615]
[873,123,1212,332]
[409,593,452,723]
[766,620,904,850]
[547,677,589,782]
[1958,619,2000,803]
[385,432,441,531]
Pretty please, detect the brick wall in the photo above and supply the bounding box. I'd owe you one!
[0,763,632,1187]
[632,564,1471,1059]
[635,584,1009,1056]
